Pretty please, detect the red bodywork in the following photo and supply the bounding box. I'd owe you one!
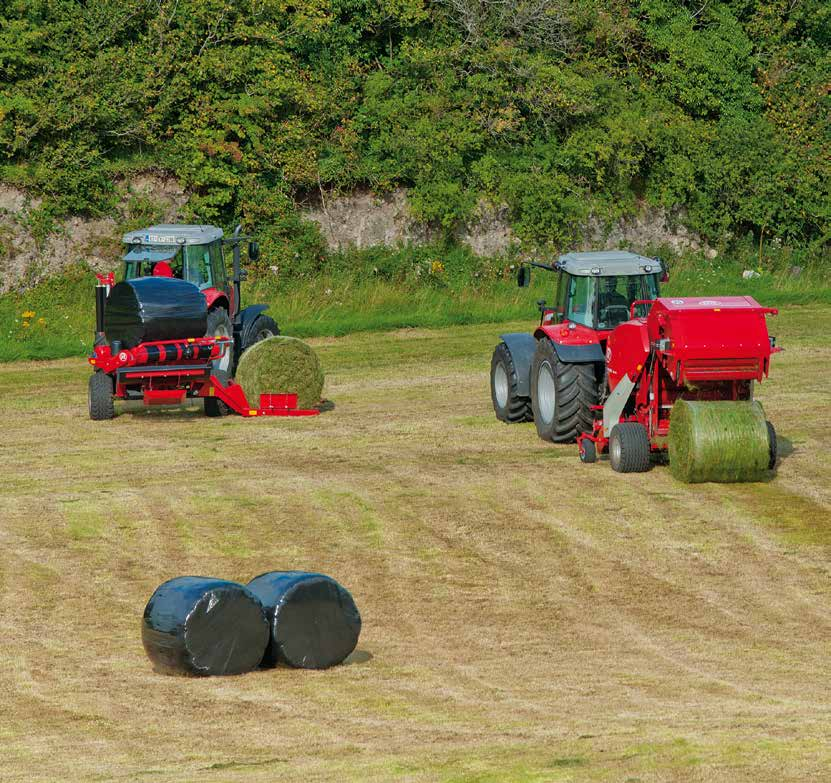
[576,296,779,456]
[89,336,319,417]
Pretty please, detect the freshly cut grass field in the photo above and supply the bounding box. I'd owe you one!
[1,308,830,782]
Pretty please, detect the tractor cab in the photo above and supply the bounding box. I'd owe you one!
[519,251,665,333]
[121,225,232,313]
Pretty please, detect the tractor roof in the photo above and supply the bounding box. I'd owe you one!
[557,250,660,277]
[122,224,224,246]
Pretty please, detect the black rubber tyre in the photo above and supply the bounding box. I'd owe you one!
[242,314,280,354]
[579,439,597,463]
[206,308,234,377]
[490,342,532,423]
[530,338,598,443]
[204,369,230,418]
[766,420,777,470]
[88,371,115,420]
[205,309,233,416]
[609,422,651,473]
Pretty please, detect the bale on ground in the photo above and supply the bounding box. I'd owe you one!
[105,277,207,348]
[247,571,361,669]
[668,399,771,483]
[142,576,269,677]
[234,336,324,409]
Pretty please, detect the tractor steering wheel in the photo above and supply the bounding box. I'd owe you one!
[599,304,631,326]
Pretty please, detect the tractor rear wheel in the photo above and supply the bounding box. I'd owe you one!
[205,308,234,416]
[206,308,234,377]
[609,422,651,473]
[490,342,532,423]
[530,339,598,443]
[88,372,115,420]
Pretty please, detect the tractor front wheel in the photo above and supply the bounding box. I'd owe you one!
[88,372,115,420]
[490,342,532,423]
[530,339,597,443]
[242,314,280,354]
[609,422,651,473]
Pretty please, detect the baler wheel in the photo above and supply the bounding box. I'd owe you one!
[490,342,532,423]
[204,370,230,418]
[609,422,650,473]
[530,338,597,443]
[579,440,597,463]
[766,420,777,470]
[88,371,115,420]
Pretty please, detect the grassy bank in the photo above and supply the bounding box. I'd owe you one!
[2,250,830,362]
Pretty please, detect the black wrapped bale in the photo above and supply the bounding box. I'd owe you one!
[142,576,269,677]
[105,277,207,349]
[247,571,361,669]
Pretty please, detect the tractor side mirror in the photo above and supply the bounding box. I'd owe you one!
[517,266,530,288]
[249,241,260,261]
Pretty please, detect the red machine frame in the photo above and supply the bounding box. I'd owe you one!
[575,296,780,459]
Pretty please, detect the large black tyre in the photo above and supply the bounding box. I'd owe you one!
[241,314,280,354]
[490,342,532,423]
[205,308,234,417]
[206,308,234,377]
[530,339,598,443]
[609,422,651,473]
[766,420,777,470]
[204,369,230,418]
[88,372,115,420]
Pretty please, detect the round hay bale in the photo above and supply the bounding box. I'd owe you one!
[668,399,770,483]
[142,576,269,677]
[247,571,361,669]
[105,277,207,348]
[235,336,324,410]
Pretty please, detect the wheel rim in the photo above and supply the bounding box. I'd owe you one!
[493,362,509,408]
[214,323,232,373]
[537,361,556,425]
[256,328,274,343]
[610,435,622,466]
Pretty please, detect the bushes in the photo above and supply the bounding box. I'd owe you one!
[0,0,827,263]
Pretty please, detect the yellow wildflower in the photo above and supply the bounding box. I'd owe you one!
[22,310,35,318]
[22,321,30,328]
[430,260,445,275]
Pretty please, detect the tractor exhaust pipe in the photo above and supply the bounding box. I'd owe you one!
[94,273,114,345]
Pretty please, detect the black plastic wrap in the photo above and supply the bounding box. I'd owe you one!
[105,277,207,349]
[247,571,361,669]
[142,576,269,677]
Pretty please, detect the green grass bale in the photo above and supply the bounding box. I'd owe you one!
[669,399,771,483]
[235,336,324,410]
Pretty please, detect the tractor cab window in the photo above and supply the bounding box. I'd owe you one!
[122,245,183,280]
[184,244,214,289]
[596,274,660,329]
[565,275,597,328]
[209,241,227,287]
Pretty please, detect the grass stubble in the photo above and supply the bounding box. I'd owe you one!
[0,308,829,781]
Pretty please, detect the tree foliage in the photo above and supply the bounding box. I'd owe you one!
[0,0,828,272]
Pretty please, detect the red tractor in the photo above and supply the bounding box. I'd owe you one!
[88,224,316,420]
[490,251,779,472]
